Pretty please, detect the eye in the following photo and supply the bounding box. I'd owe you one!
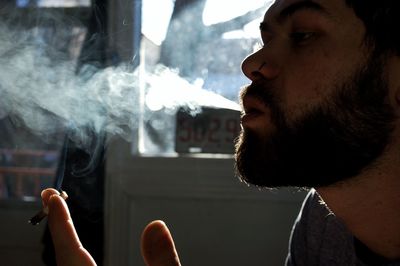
[290,31,315,45]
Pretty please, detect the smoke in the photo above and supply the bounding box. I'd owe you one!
[0,21,138,149]
[0,18,239,157]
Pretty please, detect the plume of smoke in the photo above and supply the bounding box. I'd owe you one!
[0,22,138,151]
[0,19,239,157]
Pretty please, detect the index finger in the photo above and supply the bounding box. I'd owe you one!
[41,188,60,206]
[46,194,96,266]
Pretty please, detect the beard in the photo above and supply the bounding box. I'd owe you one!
[235,53,396,188]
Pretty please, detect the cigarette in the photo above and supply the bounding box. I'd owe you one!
[29,191,68,225]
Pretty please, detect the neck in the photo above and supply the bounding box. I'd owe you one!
[316,158,400,260]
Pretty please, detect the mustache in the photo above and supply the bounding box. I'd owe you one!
[239,81,286,128]
[239,81,277,109]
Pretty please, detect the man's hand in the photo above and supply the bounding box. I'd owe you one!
[41,189,96,266]
[41,188,181,266]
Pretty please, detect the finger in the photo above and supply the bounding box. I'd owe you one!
[141,220,181,266]
[41,188,60,206]
[47,194,96,266]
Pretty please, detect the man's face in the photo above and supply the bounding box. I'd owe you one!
[235,0,395,188]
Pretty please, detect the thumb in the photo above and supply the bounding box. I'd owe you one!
[141,220,181,266]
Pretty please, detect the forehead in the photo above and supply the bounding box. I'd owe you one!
[264,0,351,21]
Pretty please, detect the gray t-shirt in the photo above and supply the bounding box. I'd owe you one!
[285,189,400,266]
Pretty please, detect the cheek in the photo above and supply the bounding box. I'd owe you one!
[278,43,362,120]
[279,50,338,115]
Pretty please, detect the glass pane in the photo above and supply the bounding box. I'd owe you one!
[141,0,266,101]
[138,0,269,155]
[0,3,88,201]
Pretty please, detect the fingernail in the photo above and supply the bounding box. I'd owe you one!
[60,190,68,200]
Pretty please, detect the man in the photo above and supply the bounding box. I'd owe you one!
[237,0,400,264]
[42,0,400,265]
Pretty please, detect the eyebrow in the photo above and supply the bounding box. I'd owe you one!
[260,0,329,31]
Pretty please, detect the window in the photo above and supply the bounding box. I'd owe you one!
[141,0,266,101]
[0,0,90,200]
[0,0,269,198]
[138,0,267,155]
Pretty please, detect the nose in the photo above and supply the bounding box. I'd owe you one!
[241,48,280,81]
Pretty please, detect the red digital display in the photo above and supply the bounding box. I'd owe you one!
[175,108,241,154]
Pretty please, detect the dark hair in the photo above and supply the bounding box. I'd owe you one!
[345,0,400,55]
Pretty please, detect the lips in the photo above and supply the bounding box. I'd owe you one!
[241,94,269,127]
